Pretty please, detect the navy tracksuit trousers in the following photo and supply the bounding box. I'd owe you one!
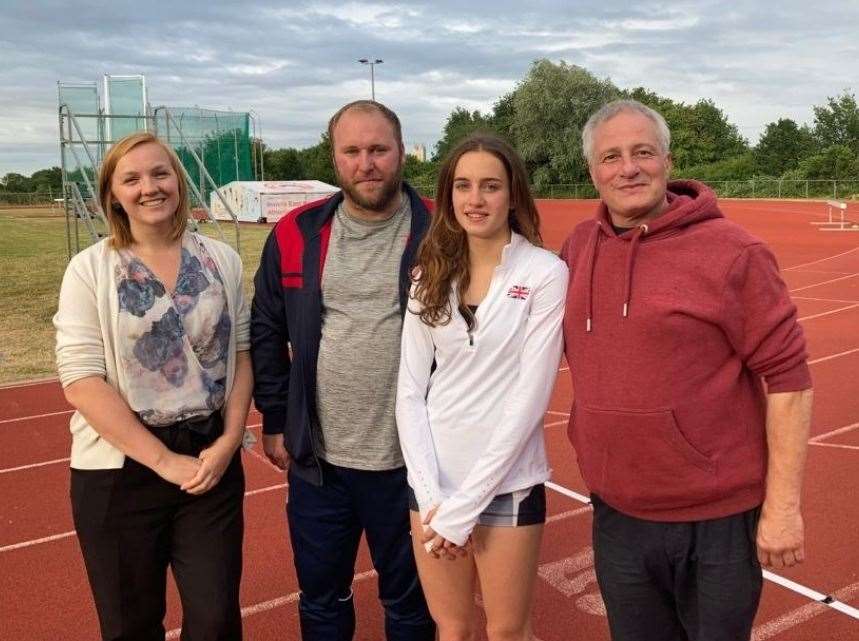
[287,460,435,641]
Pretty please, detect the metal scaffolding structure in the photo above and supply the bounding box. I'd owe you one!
[57,75,257,258]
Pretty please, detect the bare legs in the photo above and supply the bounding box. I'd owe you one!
[410,511,543,641]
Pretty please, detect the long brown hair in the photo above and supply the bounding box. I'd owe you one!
[99,131,189,248]
[413,133,542,328]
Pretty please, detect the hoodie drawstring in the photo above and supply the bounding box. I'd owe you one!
[583,222,602,332]
[585,222,648,333]
[622,224,648,318]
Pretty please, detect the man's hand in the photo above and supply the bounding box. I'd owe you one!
[756,505,805,569]
[758,388,812,570]
[263,433,290,470]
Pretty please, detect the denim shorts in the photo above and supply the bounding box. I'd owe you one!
[408,483,546,527]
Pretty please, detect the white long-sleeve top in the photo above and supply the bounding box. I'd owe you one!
[396,232,568,546]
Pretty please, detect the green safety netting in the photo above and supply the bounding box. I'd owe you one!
[154,107,254,206]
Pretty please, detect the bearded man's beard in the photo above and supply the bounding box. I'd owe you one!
[337,170,403,212]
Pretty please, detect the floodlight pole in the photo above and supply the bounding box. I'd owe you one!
[358,58,383,101]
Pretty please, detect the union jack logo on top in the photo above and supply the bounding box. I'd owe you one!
[507,285,531,300]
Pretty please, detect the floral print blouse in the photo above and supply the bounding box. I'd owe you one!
[115,233,231,427]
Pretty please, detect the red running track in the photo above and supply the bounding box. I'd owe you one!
[1,199,858,640]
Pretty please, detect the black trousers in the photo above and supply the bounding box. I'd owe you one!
[592,496,762,641]
[71,420,245,641]
[287,461,435,641]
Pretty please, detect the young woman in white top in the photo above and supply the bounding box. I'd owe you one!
[396,133,568,641]
[54,132,252,640]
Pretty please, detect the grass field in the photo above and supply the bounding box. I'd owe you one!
[0,207,270,384]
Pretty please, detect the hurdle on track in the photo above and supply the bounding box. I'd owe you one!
[813,200,859,232]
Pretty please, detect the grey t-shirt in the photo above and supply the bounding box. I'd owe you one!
[315,193,412,470]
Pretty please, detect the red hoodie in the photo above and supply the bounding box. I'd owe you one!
[560,180,811,522]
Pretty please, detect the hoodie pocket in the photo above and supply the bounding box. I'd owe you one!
[571,404,716,511]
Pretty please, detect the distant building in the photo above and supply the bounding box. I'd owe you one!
[408,144,426,162]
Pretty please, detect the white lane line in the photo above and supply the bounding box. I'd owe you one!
[546,410,570,418]
[0,409,73,425]
[831,600,859,620]
[0,530,77,553]
[784,247,859,271]
[793,295,859,304]
[544,419,568,429]
[761,572,859,621]
[789,273,859,293]
[809,442,859,452]
[0,481,288,554]
[244,433,291,476]
[790,269,854,275]
[546,505,592,524]
[797,303,859,322]
[752,580,859,640]
[0,377,59,390]
[809,421,859,444]
[243,446,284,473]
[545,481,591,504]
[0,457,70,474]
[245,483,287,497]
[763,571,832,602]
[808,347,859,365]
[559,366,569,372]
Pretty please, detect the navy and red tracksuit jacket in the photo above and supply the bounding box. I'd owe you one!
[250,183,432,485]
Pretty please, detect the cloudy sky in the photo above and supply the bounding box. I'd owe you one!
[0,0,856,176]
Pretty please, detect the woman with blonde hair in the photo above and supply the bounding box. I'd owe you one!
[396,133,568,640]
[54,131,252,640]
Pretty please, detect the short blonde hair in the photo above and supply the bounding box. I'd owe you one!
[99,131,189,248]
[582,99,671,166]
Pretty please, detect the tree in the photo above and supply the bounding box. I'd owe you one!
[673,152,757,182]
[264,148,305,181]
[629,90,748,169]
[29,167,63,193]
[813,92,859,154]
[754,119,816,176]
[489,92,516,140]
[794,145,859,181]
[671,100,747,169]
[403,156,438,194]
[298,134,336,185]
[0,173,32,192]
[433,107,496,162]
[509,59,620,185]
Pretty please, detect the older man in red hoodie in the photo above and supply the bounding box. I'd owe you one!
[560,100,813,641]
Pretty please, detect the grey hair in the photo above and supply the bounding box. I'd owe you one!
[581,99,671,166]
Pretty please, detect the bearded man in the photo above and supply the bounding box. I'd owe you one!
[251,100,435,641]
